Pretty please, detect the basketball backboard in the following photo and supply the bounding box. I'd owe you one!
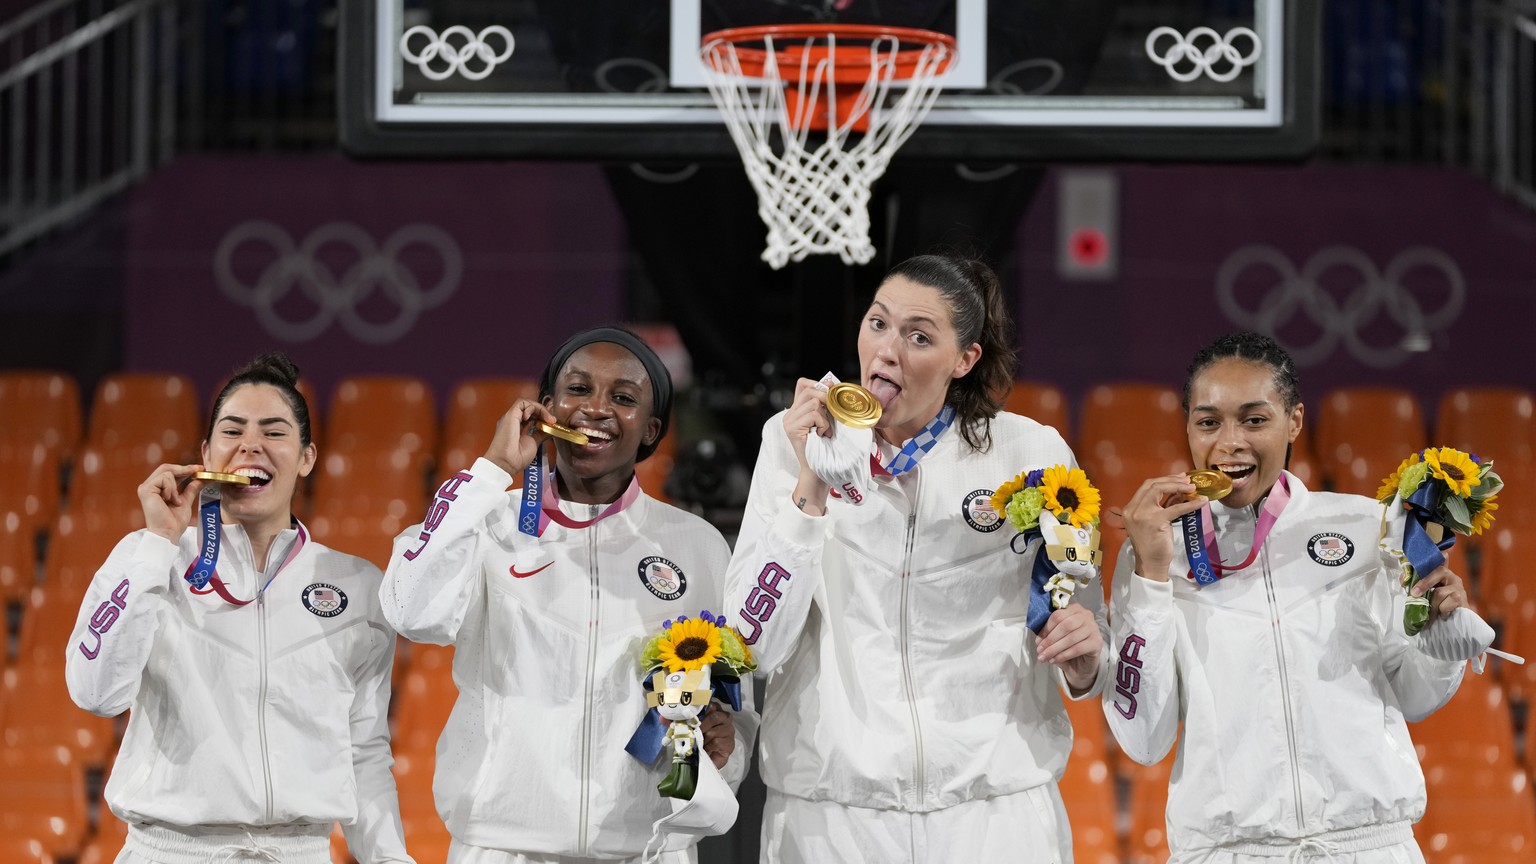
[341,0,1318,161]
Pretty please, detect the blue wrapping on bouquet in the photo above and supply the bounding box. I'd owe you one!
[1010,528,1060,634]
[1402,482,1457,582]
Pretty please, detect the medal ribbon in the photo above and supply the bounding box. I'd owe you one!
[183,508,309,607]
[519,451,641,537]
[871,404,955,477]
[1181,474,1291,585]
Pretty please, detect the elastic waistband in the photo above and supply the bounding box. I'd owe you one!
[1214,821,1415,858]
[125,822,331,864]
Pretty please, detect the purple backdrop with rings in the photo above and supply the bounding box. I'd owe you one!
[124,153,627,411]
[1014,164,1536,416]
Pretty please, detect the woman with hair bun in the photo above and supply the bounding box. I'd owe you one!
[725,254,1108,862]
[65,352,414,863]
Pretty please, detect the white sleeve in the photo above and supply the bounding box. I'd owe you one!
[380,458,533,645]
[723,418,828,675]
[1102,542,1182,766]
[341,612,415,863]
[65,532,181,717]
[1378,571,1465,722]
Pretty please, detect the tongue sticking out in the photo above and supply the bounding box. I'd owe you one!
[867,377,901,408]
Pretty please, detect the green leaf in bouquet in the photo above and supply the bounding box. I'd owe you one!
[1442,494,1473,533]
[1397,462,1430,500]
[1404,590,1433,636]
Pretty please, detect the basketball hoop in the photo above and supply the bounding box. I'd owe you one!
[700,25,956,269]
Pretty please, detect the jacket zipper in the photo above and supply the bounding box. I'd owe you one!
[257,590,273,821]
[1258,519,1304,831]
[577,506,601,854]
[898,488,925,810]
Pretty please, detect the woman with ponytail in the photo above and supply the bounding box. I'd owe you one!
[65,353,414,863]
[725,254,1107,862]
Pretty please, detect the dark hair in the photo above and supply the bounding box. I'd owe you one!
[207,352,313,446]
[883,254,1016,453]
[1182,331,1302,414]
[538,326,674,463]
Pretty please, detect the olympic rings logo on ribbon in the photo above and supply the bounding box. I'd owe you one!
[1215,244,1467,369]
[213,221,464,345]
[1145,26,1261,83]
[400,25,515,82]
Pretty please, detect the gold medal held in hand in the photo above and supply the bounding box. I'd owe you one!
[1186,469,1232,501]
[824,383,882,429]
[194,470,252,486]
[538,421,590,446]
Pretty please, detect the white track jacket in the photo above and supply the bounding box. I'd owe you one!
[725,411,1111,812]
[1103,472,1465,855]
[380,458,757,858]
[64,522,412,863]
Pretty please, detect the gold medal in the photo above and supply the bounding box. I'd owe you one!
[195,470,252,486]
[1186,469,1232,501]
[538,421,590,446]
[824,383,882,429]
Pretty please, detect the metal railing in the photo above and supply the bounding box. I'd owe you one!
[1488,0,1536,208]
[0,0,176,259]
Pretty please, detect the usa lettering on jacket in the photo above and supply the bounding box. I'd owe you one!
[78,578,131,659]
[736,562,791,644]
[1113,633,1147,718]
[404,471,472,561]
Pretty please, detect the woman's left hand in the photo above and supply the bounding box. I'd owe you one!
[1414,565,1470,622]
[700,705,736,770]
[1037,604,1103,692]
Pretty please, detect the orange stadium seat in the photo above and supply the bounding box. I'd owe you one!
[18,586,94,667]
[326,376,437,470]
[43,508,143,593]
[1434,388,1535,468]
[0,510,37,605]
[1059,697,1118,864]
[393,747,453,862]
[439,378,541,482]
[1285,422,1323,490]
[77,810,128,864]
[0,443,63,536]
[310,449,430,519]
[1314,388,1426,496]
[1079,383,1186,467]
[0,745,89,859]
[85,373,201,462]
[0,371,83,466]
[1,662,117,768]
[634,430,676,503]
[1123,752,1174,864]
[393,662,458,759]
[65,443,176,517]
[1006,380,1071,445]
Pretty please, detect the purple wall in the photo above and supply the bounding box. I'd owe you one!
[1016,165,1536,421]
[124,154,627,410]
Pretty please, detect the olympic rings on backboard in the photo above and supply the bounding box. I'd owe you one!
[1146,26,1261,83]
[213,221,463,345]
[400,25,515,82]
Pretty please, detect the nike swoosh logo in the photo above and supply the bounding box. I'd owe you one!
[509,562,552,579]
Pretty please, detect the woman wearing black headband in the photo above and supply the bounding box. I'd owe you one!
[382,326,756,864]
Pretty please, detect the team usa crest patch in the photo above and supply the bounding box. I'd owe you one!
[639,556,687,601]
[301,583,348,617]
[1307,532,1354,567]
[962,489,1003,533]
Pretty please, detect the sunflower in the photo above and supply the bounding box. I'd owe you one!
[1041,465,1102,529]
[989,469,1033,515]
[1423,447,1479,498]
[1377,452,1420,504]
[656,616,722,672]
[1469,495,1499,536]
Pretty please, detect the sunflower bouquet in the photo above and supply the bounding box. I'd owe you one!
[1378,447,1503,635]
[991,465,1104,631]
[634,611,756,800]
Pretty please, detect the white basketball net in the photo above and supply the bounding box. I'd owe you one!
[701,33,953,269]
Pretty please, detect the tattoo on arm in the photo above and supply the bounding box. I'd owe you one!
[796,497,807,511]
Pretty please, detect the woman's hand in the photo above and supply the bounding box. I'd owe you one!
[700,705,736,770]
[1414,565,1471,623]
[484,399,557,476]
[1037,604,1104,692]
[1122,473,1208,582]
[782,378,831,515]
[138,464,206,543]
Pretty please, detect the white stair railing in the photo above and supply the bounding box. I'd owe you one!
[0,0,176,259]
